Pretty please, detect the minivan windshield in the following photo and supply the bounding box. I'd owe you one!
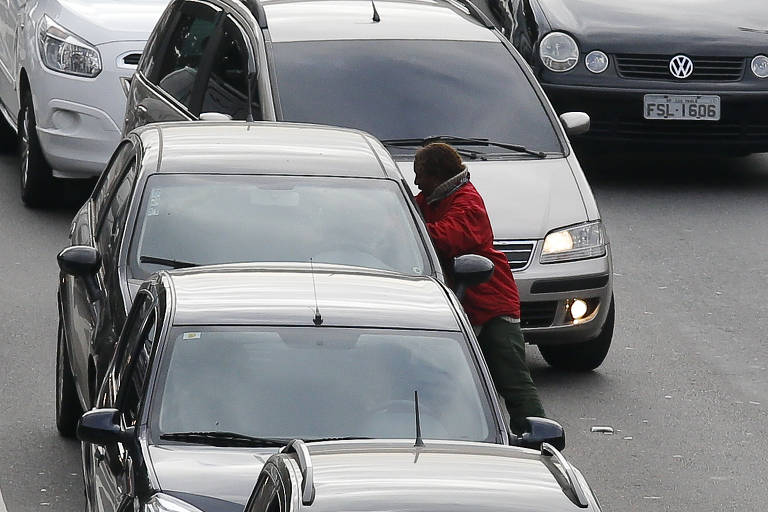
[152,326,496,443]
[272,40,563,155]
[128,174,430,279]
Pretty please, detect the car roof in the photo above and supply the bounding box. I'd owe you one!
[134,121,402,178]
[164,263,461,330]
[284,440,584,511]
[260,0,500,43]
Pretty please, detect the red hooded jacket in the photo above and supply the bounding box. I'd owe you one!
[416,182,521,325]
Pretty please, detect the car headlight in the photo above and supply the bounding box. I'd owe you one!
[539,32,579,72]
[38,15,101,78]
[751,55,768,79]
[144,494,204,512]
[541,221,606,263]
[585,50,609,74]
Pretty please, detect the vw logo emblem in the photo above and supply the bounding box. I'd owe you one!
[669,55,694,79]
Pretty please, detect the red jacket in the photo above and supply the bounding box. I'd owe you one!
[416,182,521,325]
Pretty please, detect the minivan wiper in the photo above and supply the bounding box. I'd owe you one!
[381,138,486,160]
[382,135,547,158]
[140,255,199,269]
[160,431,290,447]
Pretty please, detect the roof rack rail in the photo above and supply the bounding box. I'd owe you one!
[540,442,590,508]
[444,0,496,29]
[282,439,315,505]
[240,0,268,29]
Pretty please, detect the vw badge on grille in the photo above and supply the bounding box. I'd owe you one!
[669,55,694,79]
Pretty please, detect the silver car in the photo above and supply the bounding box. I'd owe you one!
[124,0,614,371]
[0,0,168,206]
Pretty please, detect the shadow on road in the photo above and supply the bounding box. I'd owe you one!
[577,149,768,191]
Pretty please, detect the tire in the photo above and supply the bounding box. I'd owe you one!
[56,322,83,437]
[538,296,615,372]
[18,90,53,207]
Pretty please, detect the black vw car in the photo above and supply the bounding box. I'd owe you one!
[490,0,768,153]
[75,263,565,512]
[243,439,601,512]
[56,121,444,437]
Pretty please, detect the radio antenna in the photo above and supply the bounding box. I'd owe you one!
[371,0,380,22]
[309,258,323,326]
[414,390,424,447]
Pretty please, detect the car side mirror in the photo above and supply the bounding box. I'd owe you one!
[559,112,590,137]
[57,246,102,300]
[453,254,494,300]
[77,408,134,445]
[199,112,233,121]
[514,417,565,451]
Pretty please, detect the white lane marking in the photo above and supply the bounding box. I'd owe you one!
[0,484,8,512]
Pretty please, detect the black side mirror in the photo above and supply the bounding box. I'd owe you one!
[513,417,566,451]
[58,246,102,300]
[453,254,494,300]
[77,408,134,445]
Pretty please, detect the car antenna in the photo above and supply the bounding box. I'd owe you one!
[414,390,424,447]
[246,71,257,123]
[371,0,380,22]
[309,258,323,326]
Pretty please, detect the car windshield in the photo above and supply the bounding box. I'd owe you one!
[128,174,430,279]
[272,40,562,155]
[152,327,496,443]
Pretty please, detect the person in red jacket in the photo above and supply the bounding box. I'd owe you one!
[413,143,545,433]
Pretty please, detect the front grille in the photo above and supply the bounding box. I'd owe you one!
[615,54,745,82]
[521,301,557,329]
[494,240,535,271]
[589,118,768,144]
[123,53,142,66]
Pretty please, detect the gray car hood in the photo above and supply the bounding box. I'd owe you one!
[397,158,587,240]
[53,0,169,45]
[148,445,276,507]
[540,0,768,52]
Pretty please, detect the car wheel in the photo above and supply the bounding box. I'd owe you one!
[18,90,53,207]
[538,295,615,372]
[56,322,83,437]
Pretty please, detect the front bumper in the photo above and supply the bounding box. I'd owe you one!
[514,242,613,346]
[544,83,768,151]
[30,41,143,178]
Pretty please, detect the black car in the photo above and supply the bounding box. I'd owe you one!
[75,262,553,512]
[489,0,768,153]
[243,439,601,512]
[55,121,444,437]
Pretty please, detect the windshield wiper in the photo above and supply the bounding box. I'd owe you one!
[381,138,486,160]
[140,255,199,269]
[160,431,290,447]
[302,436,372,442]
[382,135,547,158]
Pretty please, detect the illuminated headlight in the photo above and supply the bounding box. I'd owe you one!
[541,221,606,263]
[144,494,205,512]
[585,51,609,74]
[38,15,101,78]
[751,55,768,79]
[539,32,579,72]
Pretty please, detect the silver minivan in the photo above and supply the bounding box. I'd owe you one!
[123,0,614,371]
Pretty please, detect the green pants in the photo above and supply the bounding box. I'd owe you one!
[477,316,546,434]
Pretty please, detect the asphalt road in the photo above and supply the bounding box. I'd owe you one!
[1,148,767,512]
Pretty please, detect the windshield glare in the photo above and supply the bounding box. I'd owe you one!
[153,327,495,443]
[128,174,429,278]
[273,40,562,154]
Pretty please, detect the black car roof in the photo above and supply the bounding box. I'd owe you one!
[162,263,460,330]
[133,121,402,179]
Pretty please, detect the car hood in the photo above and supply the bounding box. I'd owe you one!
[52,0,169,45]
[539,0,768,52]
[397,158,587,240]
[148,445,277,511]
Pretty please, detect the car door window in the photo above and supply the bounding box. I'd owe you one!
[117,310,156,426]
[92,142,134,223]
[156,2,221,110]
[245,472,278,512]
[199,16,256,120]
[96,158,137,272]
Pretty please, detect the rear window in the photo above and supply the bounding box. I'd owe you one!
[273,40,562,154]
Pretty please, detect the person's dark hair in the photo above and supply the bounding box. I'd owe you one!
[414,143,466,181]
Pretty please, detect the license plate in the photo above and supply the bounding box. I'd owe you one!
[643,94,721,121]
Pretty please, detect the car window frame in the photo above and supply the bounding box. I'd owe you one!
[91,141,135,231]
